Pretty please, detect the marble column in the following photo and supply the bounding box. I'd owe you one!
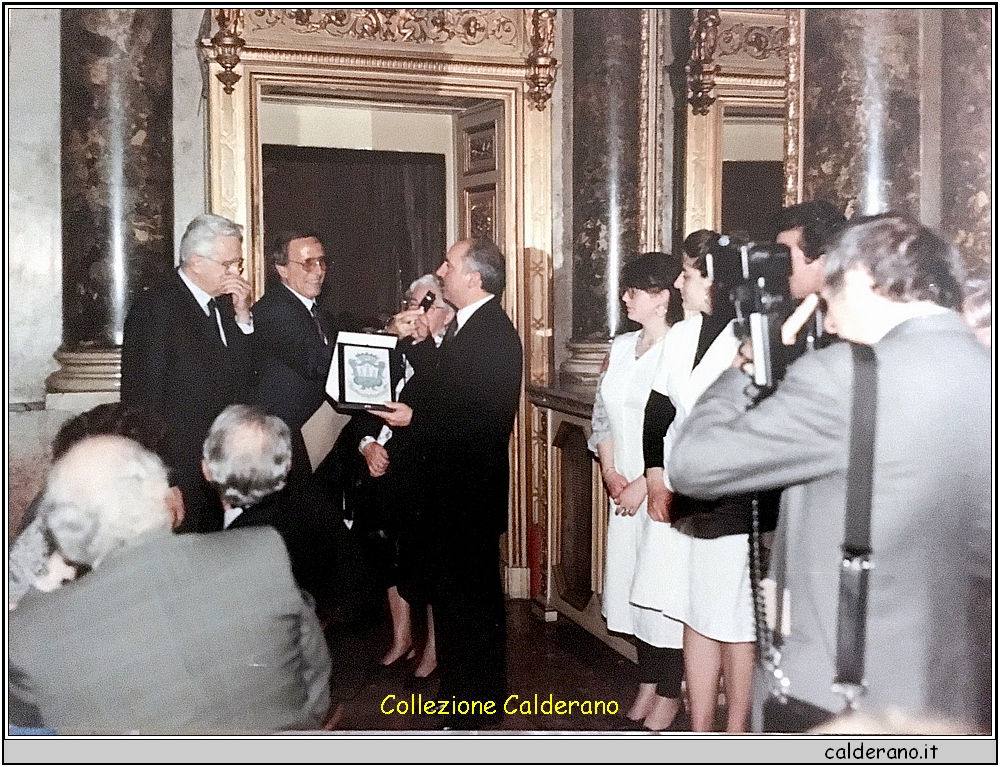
[801,9,924,218]
[47,9,173,394]
[560,8,643,390]
[940,9,992,276]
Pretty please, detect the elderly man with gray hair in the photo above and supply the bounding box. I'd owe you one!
[8,435,332,734]
[121,213,255,534]
[204,404,358,621]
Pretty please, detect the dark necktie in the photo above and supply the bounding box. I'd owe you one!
[207,298,227,346]
[442,317,458,345]
[310,303,328,345]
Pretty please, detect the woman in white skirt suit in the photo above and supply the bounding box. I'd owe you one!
[589,252,685,731]
[636,231,759,732]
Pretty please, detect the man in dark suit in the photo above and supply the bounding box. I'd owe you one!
[121,213,254,532]
[251,231,339,482]
[378,238,523,728]
[8,435,332,734]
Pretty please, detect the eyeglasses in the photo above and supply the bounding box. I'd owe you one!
[197,254,244,271]
[287,257,327,272]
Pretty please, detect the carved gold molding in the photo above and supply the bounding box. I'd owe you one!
[717,19,788,61]
[684,8,794,234]
[784,9,804,206]
[638,9,665,252]
[247,8,524,49]
[687,9,721,116]
[526,9,558,111]
[210,9,245,94]
[206,9,558,112]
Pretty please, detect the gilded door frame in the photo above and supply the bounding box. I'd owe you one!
[200,9,556,597]
[683,8,803,234]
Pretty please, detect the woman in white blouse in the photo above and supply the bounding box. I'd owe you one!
[589,252,685,730]
[636,231,762,732]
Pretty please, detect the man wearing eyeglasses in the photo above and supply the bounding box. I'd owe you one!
[251,230,340,483]
[122,213,255,533]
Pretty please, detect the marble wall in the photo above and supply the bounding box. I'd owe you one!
[8,9,209,534]
[8,8,62,404]
[940,8,992,275]
[172,9,208,255]
[60,9,175,349]
[570,9,643,341]
[803,9,923,217]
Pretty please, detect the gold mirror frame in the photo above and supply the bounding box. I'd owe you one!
[683,8,802,234]
[200,9,558,599]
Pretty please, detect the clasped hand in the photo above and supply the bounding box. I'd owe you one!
[385,306,431,341]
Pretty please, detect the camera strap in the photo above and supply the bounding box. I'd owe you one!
[752,342,877,717]
[832,342,878,709]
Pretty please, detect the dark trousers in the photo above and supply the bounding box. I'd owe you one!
[637,640,684,699]
[429,529,507,715]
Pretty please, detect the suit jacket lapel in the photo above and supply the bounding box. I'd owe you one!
[172,271,229,352]
[278,281,328,345]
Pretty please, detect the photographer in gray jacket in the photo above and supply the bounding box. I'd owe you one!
[669,213,991,731]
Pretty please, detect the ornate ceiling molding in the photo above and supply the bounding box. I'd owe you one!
[246,8,522,48]
[717,21,788,61]
[205,8,558,110]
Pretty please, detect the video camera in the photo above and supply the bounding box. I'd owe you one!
[726,239,800,391]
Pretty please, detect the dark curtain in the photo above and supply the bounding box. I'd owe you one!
[721,160,784,243]
[262,145,446,329]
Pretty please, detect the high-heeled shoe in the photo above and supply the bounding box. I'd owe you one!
[374,646,416,674]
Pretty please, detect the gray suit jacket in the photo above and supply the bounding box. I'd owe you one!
[669,312,991,726]
[8,527,331,734]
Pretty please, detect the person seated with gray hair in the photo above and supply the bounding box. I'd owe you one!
[8,403,185,611]
[204,404,365,622]
[8,435,331,734]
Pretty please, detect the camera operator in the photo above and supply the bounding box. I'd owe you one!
[668,213,991,731]
[774,200,847,351]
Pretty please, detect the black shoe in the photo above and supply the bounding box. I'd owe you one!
[371,648,416,676]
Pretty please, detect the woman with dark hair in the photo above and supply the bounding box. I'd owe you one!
[589,251,685,730]
[635,230,760,732]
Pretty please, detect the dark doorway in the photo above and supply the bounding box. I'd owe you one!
[262,145,447,329]
[721,160,784,243]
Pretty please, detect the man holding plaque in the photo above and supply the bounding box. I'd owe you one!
[377,238,523,729]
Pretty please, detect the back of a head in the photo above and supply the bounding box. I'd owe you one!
[775,200,847,260]
[464,237,506,296]
[824,213,964,309]
[203,404,293,509]
[684,230,743,320]
[41,435,172,568]
[51,403,168,463]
